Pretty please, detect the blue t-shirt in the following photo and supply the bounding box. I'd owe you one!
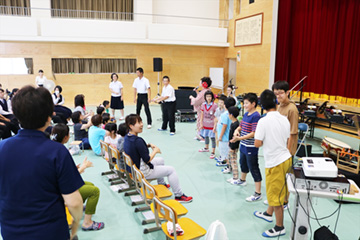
[0,129,84,240]
[217,111,231,142]
[240,111,261,154]
[123,134,152,170]
[89,126,106,155]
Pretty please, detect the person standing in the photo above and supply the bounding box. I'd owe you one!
[190,77,212,140]
[35,69,48,87]
[133,67,152,129]
[154,76,177,135]
[0,86,84,240]
[109,73,125,120]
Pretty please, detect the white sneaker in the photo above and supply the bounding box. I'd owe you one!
[262,227,285,237]
[226,178,234,183]
[230,179,247,186]
[246,194,262,202]
[170,132,175,136]
[221,167,231,174]
[147,125,152,129]
[253,211,273,222]
[263,200,268,205]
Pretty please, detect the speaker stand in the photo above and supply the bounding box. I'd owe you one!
[157,72,160,96]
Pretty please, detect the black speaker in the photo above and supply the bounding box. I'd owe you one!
[153,58,163,72]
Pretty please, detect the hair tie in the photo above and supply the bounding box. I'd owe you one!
[202,82,208,88]
[50,133,57,141]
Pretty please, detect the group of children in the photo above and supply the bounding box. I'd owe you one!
[197,90,262,202]
[196,81,298,238]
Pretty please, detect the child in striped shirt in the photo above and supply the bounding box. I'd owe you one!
[231,93,262,202]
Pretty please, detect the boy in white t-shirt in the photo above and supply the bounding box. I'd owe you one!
[253,89,292,238]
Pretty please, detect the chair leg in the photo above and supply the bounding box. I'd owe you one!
[143,226,161,234]
[131,200,145,206]
[110,180,124,185]
[101,171,113,176]
[134,206,150,212]
[118,185,135,193]
[142,218,155,225]
[124,190,138,196]
[109,177,121,182]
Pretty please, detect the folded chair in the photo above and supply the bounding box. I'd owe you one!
[99,140,120,183]
[142,178,188,234]
[108,145,135,192]
[133,165,172,213]
[153,196,206,240]
[123,153,145,205]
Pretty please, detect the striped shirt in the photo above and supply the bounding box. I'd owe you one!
[240,111,260,153]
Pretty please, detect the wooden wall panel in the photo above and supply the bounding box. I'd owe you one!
[0,41,226,106]
[224,0,274,96]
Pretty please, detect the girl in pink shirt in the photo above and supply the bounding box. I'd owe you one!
[199,90,218,158]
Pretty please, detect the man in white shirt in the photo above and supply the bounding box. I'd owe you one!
[253,89,292,238]
[154,76,176,135]
[133,67,152,128]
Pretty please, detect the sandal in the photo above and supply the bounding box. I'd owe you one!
[82,221,105,231]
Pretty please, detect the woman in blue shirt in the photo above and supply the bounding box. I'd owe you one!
[124,114,193,203]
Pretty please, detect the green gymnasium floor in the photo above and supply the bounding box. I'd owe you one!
[3,104,359,240]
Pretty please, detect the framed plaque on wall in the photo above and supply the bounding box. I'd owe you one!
[234,13,263,47]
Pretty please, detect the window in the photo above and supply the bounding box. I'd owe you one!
[51,58,137,74]
[0,58,33,74]
[50,0,133,21]
[0,0,31,16]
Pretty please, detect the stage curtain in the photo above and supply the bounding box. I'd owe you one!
[51,58,137,74]
[275,0,360,99]
[0,0,30,16]
[51,0,133,20]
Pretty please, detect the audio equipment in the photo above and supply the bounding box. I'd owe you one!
[294,169,350,194]
[153,58,163,72]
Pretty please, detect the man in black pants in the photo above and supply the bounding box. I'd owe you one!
[153,76,176,135]
[133,67,152,128]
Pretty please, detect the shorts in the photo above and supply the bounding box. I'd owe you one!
[265,157,292,207]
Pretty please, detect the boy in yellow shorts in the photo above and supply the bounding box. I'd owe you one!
[253,90,292,238]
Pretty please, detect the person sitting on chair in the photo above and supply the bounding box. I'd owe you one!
[124,114,193,203]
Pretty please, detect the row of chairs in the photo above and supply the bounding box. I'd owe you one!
[99,140,207,240]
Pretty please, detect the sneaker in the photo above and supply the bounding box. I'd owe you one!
[158,128,166,131]
[163,183,170,188]
[216,161,227,167]
[147,125,152,129]
[264,200,268,205]
[199,148,209,152]
[226,178,234,183]
[119,117,125,121]
[175,194,193,203]
[262,227,286,238]
[283,203,289,210]
[209,153,215,159]
[170,132,175,136]
[214,157,222,162]
[254,211,273,222]
[230,179,247,186]
[199,139,205,143]
[221,167,231,174]
[246,194,262,202]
